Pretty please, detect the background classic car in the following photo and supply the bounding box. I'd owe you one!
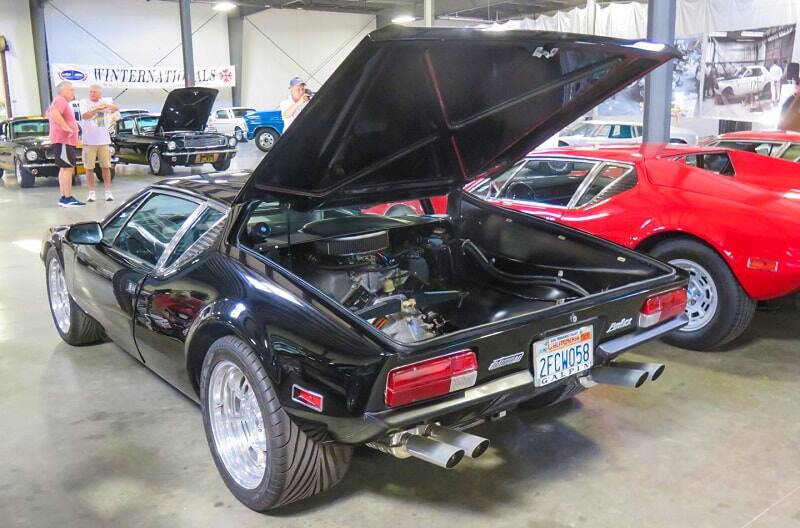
[474,144,800,350]
[111,88,238,176]
[704,130,800,161]
[244,109,284,152]
[0,116,116,188]
[557,119,699,146]
[207,106,255,142]
[42,28,688,512]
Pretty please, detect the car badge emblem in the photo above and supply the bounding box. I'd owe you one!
[607,317,633,333]
[569,313,578,323]
[488,351,524,371]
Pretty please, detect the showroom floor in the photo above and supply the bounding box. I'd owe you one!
[1,143,799,528]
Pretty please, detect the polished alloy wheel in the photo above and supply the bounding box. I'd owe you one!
[15,159,22,185]
[670,258,718,332]
[48,257,71,334]
[258,132,275,150]
[209,360,267,490]
[149,151,161,173]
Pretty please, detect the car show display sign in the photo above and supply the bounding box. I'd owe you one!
[700,24,796,123]
[51,63,236,90]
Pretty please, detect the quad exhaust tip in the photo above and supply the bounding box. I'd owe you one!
[370,425,491,469]
[584,361,666,389]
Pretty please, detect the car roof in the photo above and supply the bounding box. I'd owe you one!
[717,130,800,142]
[531,144,727,162]
[7,116,47,121]
[152,173,250,206]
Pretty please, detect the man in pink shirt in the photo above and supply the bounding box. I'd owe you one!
[47,81,84,207]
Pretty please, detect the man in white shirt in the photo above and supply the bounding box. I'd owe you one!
[279,77,309,130]
[79,84,118,201]
[769,61,784,105]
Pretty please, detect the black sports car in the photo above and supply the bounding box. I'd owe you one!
[0,116,117,187]
[111,87,237,176]
[43,28,687,511]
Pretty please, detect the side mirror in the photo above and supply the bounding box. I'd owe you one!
[66,222,103,245]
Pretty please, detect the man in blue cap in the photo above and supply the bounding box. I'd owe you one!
[279,77,310,130]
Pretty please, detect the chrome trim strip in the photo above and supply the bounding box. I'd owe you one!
[596,314,688,359]
[164,148,237,155]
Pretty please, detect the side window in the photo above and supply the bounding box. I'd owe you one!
[781,144,800,162]
[716,141,780,156]
[0,121,7,138]
[216,110,227,119]
[165,207,226,268]
[610,125,634,139]
[498,159,597,206]
[118,119,134,134]
[575,164,637,207]
[701,153,735,175]
[102,194,149,244]
[113,194,200,266]
[595,125,612,138]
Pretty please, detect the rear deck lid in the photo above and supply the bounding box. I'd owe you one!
[156,87,218,133]
[236,26,677,209]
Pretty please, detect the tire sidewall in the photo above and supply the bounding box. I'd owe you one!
[256,129,276,152]
[650,239,751,350]
[148,149,163,175]
[199,337,287,510]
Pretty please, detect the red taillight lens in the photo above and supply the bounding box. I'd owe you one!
[639,288,688,328]
[385,350,478,408]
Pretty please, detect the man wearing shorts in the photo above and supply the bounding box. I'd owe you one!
[80,84,118,201]
[48,81,83,207]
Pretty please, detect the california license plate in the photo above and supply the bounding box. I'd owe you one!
[197,153,218,163]
[532,325,594,387]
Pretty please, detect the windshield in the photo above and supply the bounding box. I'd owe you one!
[232,108,255,118]
[11,120,49,138]
[137,116,160,134]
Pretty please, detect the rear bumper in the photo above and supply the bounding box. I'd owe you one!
[301,314,687,445]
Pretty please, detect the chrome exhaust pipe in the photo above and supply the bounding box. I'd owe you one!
[587,364,649,388]
[612,361,666,382]
[403,434,465,469]
[428,425,490,459]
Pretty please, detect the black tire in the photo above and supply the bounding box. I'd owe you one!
[15,159,35,188]
[45,247,105,346]
[200,336,351,511]
[649,238,756,351]
[148,149,171,176]
[212,159,231,171]
[255,128,279,153]
[234,127,246,142]
[94,165,116,182]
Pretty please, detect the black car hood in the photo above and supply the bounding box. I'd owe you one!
[156,87,218,133]
[235,26,677,209]
[13,136,49,148]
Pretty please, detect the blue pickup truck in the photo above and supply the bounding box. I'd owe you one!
[244,111,284,152]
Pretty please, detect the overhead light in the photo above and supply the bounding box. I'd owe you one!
[708,31,727,38]
[740,31,764,38]
[212,2,237,11]
[392,15,416,23]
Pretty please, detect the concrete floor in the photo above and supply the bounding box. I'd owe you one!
[1,143,799,527]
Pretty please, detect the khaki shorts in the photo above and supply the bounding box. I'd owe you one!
[82,144,112,170]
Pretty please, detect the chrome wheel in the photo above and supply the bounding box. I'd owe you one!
[48,257,71,334]
[15,159,22,185]
[208,360,267,490]
[149,151,161,174]
[670,258,718,332]
[258,131,275,151]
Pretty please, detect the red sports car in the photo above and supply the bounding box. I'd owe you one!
[705,130,800,162]
[468,144,800,350]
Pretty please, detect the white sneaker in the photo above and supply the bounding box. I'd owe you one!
[104,191,114,201]
[86,191,96,202]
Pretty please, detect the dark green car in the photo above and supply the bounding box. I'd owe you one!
[0,116,117,188]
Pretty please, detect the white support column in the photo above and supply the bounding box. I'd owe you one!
[424,0,434,28]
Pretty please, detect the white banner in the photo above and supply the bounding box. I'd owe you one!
[51,63,236,90]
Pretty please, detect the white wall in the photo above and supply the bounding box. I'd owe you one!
[0,0,40,116]
[43,0,232,112]
[241,9,376,110]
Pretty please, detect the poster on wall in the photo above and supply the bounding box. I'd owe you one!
[596,35,703,119]
[51,64,236,90]
[700,24,796,124]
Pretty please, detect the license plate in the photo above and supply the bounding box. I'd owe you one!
[196,153,218,163]
[532,325,594,387]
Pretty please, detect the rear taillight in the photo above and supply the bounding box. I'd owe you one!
[638,288,688,328]
[385,350,478,408]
